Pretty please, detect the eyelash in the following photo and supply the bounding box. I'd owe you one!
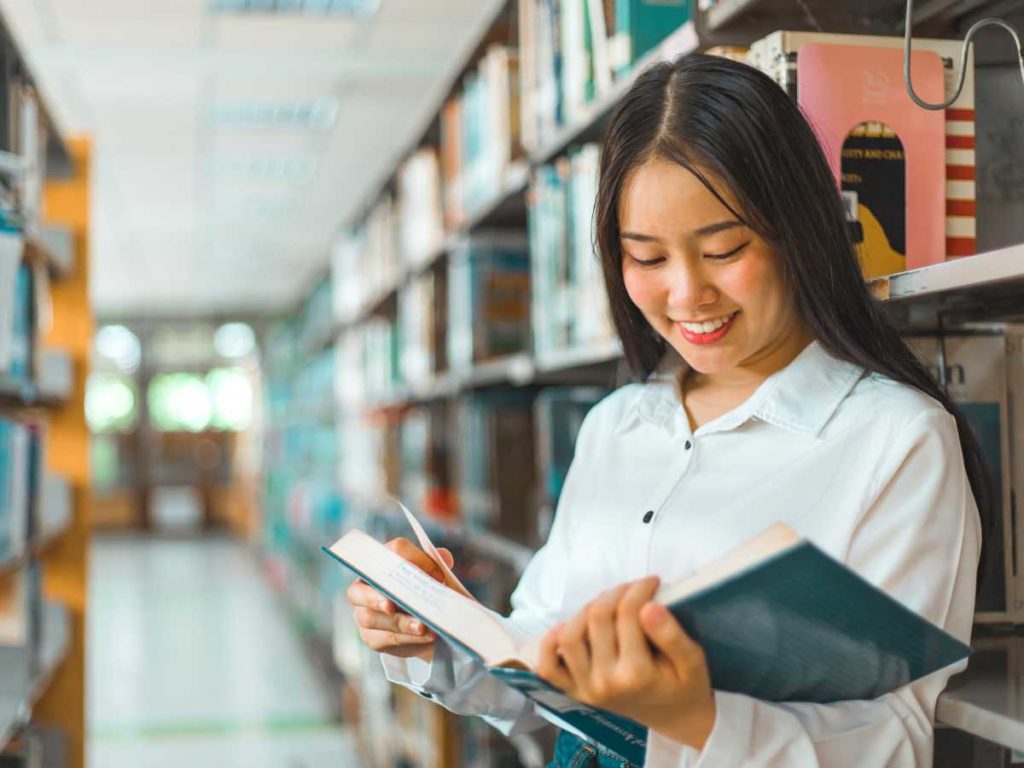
[627,242,749,267]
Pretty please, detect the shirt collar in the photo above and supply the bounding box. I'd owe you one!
[617,341,864,438]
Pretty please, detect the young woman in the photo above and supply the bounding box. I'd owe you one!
[346,54,988,767]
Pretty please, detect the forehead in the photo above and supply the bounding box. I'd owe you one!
[618,157,741,234]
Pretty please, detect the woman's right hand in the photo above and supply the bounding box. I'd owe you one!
[346,537,455,661]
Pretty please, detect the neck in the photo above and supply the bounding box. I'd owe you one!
[691,326,814,395]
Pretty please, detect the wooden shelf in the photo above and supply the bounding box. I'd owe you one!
[0,523,72,580]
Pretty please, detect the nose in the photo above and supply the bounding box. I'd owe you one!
[666,258,717,312]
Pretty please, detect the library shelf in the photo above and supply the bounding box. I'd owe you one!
[0,377,69,410]
[937,636,1024,752]
[528,21,700,168]
[465,528,535,573]
[702,0,912,36]
[358,502,536,575]
[0,148,28,179]
[534,339,623,373]
[871,243,1024,321]
[0,523,74,579]
[363,342,622,411]
[0,605,70,752]
[328,163,534,354]
[460,160,530,233]
[25,225,74,281]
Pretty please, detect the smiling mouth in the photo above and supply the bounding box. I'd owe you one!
[675,311,739,335]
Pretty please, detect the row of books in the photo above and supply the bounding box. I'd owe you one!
[0,419,71,567]
[442,45,523,230]
[332,233,534,405]
[332,196,403,326]
[518,0,694,152]
[530,144,615,357]
[339,386,606,549]
[263,312,348,642]
[0,226,35,387]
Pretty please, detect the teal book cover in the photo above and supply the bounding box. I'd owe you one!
[671,541,972,703]
[615,0,692,74]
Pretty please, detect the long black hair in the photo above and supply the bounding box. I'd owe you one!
[595,53,993,573]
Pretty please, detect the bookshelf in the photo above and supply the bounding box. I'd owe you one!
[0,125,88,768]
[258,0,1024,765]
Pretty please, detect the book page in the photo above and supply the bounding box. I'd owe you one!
[394,499,474,599]
[329,530,526,668]
[655,522,801,606]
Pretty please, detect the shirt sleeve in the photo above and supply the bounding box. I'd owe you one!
[644,407,981,768]
[380,397,601,737]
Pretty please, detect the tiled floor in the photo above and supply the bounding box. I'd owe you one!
[88,534,361,768]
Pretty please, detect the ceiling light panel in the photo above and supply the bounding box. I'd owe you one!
[214,155,318,183]
[211,98,339,131]
[209,0,380,17]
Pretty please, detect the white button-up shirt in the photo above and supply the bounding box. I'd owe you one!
[383,340,981,767]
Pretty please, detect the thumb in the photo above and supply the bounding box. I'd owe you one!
[438,548,455,568]
[640,603,699,677]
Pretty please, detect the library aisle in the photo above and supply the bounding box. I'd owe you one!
[87,533,360,768]
[0,0,1021,767]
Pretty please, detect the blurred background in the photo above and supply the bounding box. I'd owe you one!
[0,0,1020,767]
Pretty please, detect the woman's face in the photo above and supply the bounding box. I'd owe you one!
[619,157,808,380]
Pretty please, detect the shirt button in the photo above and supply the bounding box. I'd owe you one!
[642,510,654,524]
[684,440,692,450]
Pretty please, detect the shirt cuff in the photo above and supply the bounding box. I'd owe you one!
[643,691,755,768]
[691,691,755,768]
[380,638,462,696]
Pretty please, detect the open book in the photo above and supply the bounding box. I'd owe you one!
[323,508,972,765]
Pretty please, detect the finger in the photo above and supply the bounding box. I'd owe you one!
[354,606,433,638]
[386,537,448,583]
[438,548,455,568]
[640,603,703,679]
[347,581,395,614]
[587,585,628,674]
[536,623,573,691]
[616,576,660,664]
[361,628,436,652]
[558,607,591,686]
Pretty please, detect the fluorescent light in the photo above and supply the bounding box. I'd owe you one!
[215,156,318,184]
[211,98,340,131]
[209,0,379,16]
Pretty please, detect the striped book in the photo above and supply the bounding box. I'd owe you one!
[748,31,977,266]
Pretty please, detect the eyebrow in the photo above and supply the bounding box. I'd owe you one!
[620,220,744,242]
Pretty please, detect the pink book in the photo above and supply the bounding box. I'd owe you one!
[797,44,946,275]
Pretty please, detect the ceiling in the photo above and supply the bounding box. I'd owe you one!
[0,0,499,318]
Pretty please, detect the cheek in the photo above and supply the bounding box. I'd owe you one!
[622,266,661,313]
[721,254,784,315]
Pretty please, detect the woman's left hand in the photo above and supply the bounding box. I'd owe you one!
[536,576,717,750]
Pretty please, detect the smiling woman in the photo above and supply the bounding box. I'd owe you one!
[355,53,993,768]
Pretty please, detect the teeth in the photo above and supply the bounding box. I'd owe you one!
[680,313,735,335]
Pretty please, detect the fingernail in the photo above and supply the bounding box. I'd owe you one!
[377,600,389,612]
[410,620,422,633]
[647,603,668,623]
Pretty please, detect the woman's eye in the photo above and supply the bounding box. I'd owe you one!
[705,243,748,261]
[627,254,665,267]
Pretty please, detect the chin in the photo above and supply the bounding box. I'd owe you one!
[670,343,738,375]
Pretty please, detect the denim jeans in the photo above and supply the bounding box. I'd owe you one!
[547,731,642,768]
